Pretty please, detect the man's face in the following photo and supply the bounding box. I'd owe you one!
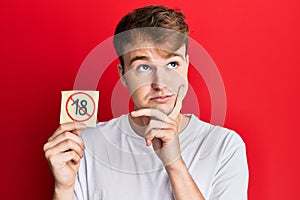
[119,43,189,115]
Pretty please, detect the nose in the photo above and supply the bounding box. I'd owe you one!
[151,68,166,91]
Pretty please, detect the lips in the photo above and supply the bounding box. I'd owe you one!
[150,95,174,103]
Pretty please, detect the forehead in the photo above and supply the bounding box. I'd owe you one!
[123,43,186,65]
[114,27,188,57]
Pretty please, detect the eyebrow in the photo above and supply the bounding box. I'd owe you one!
[168,52,185,60]
[129,53,185,66]
[129,56,149,66]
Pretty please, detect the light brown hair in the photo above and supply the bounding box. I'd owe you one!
[113,5,189,67]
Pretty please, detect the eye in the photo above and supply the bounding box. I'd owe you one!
[167,62,178,69]
[136,64,151,72]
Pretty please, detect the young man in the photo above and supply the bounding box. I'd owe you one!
[44,5,248,200]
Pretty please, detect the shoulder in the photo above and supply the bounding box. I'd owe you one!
[190,115,246,158]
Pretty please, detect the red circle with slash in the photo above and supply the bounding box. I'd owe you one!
[65,92,96,122]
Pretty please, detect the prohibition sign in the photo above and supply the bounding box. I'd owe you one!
[65,92,96,122]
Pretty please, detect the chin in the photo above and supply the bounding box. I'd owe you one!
[151,104,172,115]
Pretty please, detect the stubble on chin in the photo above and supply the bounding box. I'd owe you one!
[151,104,173,115]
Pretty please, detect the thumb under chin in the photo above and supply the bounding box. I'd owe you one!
[141,116,150,125]
[152,138,162,151]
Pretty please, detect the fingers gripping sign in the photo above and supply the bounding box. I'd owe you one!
[131,85,185,166]
[43,122,87,190]
[44,90,98,192]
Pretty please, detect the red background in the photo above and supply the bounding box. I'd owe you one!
[1,0,299,199]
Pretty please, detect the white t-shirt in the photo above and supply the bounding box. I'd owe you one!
[75,114,248,200]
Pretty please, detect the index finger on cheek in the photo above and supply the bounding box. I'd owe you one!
[169,85,184,120]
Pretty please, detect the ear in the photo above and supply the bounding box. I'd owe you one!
[183,54,190,98]
[186,54,190,67]
[117,64,128,87]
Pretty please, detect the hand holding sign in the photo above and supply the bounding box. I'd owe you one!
[60,91,99,127]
